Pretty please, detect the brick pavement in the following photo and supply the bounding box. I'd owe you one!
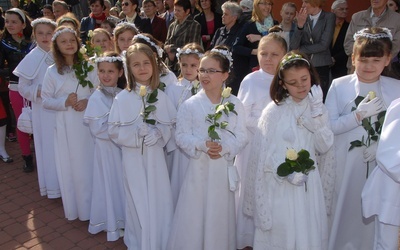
[0,140,126,250]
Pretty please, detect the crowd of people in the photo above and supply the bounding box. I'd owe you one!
[1,0,400,249]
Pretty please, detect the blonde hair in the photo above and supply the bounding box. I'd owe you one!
[252,0,273,23]
[126,43,160,91]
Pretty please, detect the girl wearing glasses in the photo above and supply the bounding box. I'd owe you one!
[231,0,278,95]
[244,51,333,249]
[168,46,247,249]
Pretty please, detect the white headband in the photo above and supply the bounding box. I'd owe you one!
[210,48,233,69]
[8,8,26,23]
[114,22,139,35]
[31,18,57,29]
[133,34,163,58]
[353,27,393,41]
[51,27,76,42]
[176,48,204,60]
[278,53,310,79]
[95,56,124,63]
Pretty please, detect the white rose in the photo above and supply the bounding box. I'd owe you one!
[192,80,200,89]
[79,46,87,55]
[221,87,232,98]
[139,86,147,97]
[368,91,376,100]
[88,30,94,38]
[286,149,298,161]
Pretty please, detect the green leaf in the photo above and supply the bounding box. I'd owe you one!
[349,140,363,151]
[298,149,310,160]
[220,121,228,129]
[362,119,372,131]
[277,162,293,176]
[145,105,156,112]
[158,82,166,91]
[215,104,224,113]
[354,96,365,107]
[371,135,378,141]
[208,130,220,140]
[214,112,222,121]
[145,119,156,125]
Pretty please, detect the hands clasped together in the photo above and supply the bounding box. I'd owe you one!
[139,123,161,147]
[65,93,88,112]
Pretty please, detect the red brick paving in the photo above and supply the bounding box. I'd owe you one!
[0,140,126,249]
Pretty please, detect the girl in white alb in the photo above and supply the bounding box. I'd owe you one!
[108,43,176,250]
[167,47,248,250]
[235,33,287,249]
[41,26,99,221]
[165,42,204,207]
[14,18,60,198]
[326,27,400,250]
[84,52,126,241]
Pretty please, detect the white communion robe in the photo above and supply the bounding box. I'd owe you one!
[167,90,248,250]
[83,85,125,241]
[165,78,202,208]
[42,64,98,221]
[243,97,333,250]
[235,69,274,248]
[13,46,60,198]
[108,86,176,250]
[325,74,400,250]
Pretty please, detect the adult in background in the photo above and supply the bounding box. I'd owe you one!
[231,0,278,95]
[52,0,70,20]
[42,4,56,21]
[238,0,252,24]
[210,1,242,49]
[81,0,107,43]
[160,0,175,28]
[155,0,166,15]
[387,0,400,12]
[343,0,400,73]
[194,0,222,50]
[23,0,41,19]
[330,0,349,80]
[143,0,167,43]
[120,0,152,33]
[290,0,335,101]
[164,0,201,75]
[279,2,296,50]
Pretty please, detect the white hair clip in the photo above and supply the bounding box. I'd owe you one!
[31,18,57,29]
[51,27,76,42]
[353,27,393,41]
[95,56,124,63]
[133,34,163,58]
[210,48,233,70]
[176,48,204,60]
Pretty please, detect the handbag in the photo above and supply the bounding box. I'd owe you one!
[17,99,33,134]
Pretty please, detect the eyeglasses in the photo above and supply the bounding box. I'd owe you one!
[122,2,130,6]
[258,1,273,6]
[198,68,224,74]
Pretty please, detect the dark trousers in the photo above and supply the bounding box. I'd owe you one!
[315,65,331,102]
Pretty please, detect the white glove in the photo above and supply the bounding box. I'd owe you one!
[287,172,308,186]
[308,85,324,117]
[356,94,384,120]
[144,128,161,146]
[363,142,378,163]
[138,123,148,137]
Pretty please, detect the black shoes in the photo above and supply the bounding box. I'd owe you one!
[22,155,34,173]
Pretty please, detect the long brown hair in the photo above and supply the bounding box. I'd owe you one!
[125,43,160,91]
[51,26,81,74]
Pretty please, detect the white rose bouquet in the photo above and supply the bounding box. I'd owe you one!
[277,148,315,191]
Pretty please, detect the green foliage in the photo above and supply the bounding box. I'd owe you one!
[206,97,237,141]
[277,149,315,177]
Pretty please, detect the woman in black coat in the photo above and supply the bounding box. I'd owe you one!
[194,0,222,50]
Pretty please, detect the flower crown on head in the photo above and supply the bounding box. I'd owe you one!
[114,22,139,34]
[133,34,164,58]
[279,53,310,78]
[31,18,57,28]
[353,27,393,41]
[8,8,26,23]
[210,48,233,70]
[51,27,76,42]
[176,48,204,60]
[95,56,124,63]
